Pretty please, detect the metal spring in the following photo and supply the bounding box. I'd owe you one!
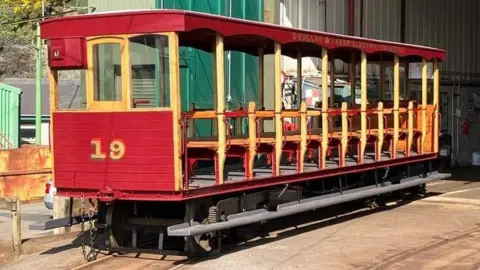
[208,206,218,224]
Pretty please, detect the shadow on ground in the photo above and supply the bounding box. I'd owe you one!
[177,197,420,266]
[442,166,480,182]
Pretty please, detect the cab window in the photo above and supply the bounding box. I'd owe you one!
[92,43,122,101]
[129,35,170,108]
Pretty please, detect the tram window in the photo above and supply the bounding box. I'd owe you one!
[129,35,170,108]
[92,43,122,102]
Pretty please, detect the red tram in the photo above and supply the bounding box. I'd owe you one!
[32,9,450,259]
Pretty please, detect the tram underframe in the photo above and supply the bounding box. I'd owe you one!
[93,161,439,257]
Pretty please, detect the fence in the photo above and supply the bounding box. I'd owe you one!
[0,83,21,149]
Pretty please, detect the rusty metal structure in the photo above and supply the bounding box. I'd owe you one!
[29,9,451,260]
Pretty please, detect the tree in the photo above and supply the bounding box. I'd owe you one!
[0,0,74,19]
[0,0,78,78]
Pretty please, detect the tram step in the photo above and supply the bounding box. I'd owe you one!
[167,172,450,237]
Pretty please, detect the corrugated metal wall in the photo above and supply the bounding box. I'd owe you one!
[405,0,480,82]
[362,0,401,42]
[280,0,403,75]
[0,83,21,149]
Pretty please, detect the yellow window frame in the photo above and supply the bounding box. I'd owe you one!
[86,36,132,111]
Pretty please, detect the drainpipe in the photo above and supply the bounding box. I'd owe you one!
[35,1,45,145]
[359,0,364,37]
[227,0,232,104]
[400,0,405,43]
[348,0,355,36]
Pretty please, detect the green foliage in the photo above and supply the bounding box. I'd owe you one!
[0,0,73,19]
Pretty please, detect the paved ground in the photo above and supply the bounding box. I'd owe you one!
[2,167,480,269]
[178,168,480,270]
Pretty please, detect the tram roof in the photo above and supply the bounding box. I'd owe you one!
[40,9,445,62]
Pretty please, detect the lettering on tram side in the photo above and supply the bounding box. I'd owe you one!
[292,32,406,55]
[90,139,126,160]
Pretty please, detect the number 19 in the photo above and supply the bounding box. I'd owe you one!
[90,139,125,160]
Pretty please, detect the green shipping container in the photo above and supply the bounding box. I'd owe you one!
[158,0,264,137]
[0,83,21,149]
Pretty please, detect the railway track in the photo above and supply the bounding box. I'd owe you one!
[71,253,196,270]
[368,224,480,269]
[69,196,416,270]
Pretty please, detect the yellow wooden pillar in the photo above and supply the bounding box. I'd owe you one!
[360,52,367,164]
[49,70,58,185]
[248,101,256,180]
[274,42,282,176]
[214,33,226,184]
[168,32,182,191]
[392,55,400,159]
[433,59,440,152]
[421,58,427,154]
[321,48,329,169]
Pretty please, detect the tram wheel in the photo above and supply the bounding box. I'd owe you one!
[105,202,132,249]
[185,222,220,257]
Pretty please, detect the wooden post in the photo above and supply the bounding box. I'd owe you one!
[248,102,256,180]
[49,70,58,194]
[297,51,302,108]
[168,32,183,191]
[421,58,427,154]
[215,33,226,184]
[321,48,329,169]
[8,197,21,259]
[53,196,70,235]
[407,101,414,156]
[433,59,440,153]
[299,102,307,172]
[341,102,348,167]
[274,42,282,176]
[258,48,264,133]
[360,52,367,164]
[377,102,384,161]
[392,55,400,159]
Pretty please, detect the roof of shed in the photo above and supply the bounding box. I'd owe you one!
[2,78,83,116]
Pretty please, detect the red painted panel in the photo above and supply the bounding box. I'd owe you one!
[48,38,87,69]
[52,111,176,192]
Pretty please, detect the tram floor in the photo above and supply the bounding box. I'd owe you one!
[188,151,413,189]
